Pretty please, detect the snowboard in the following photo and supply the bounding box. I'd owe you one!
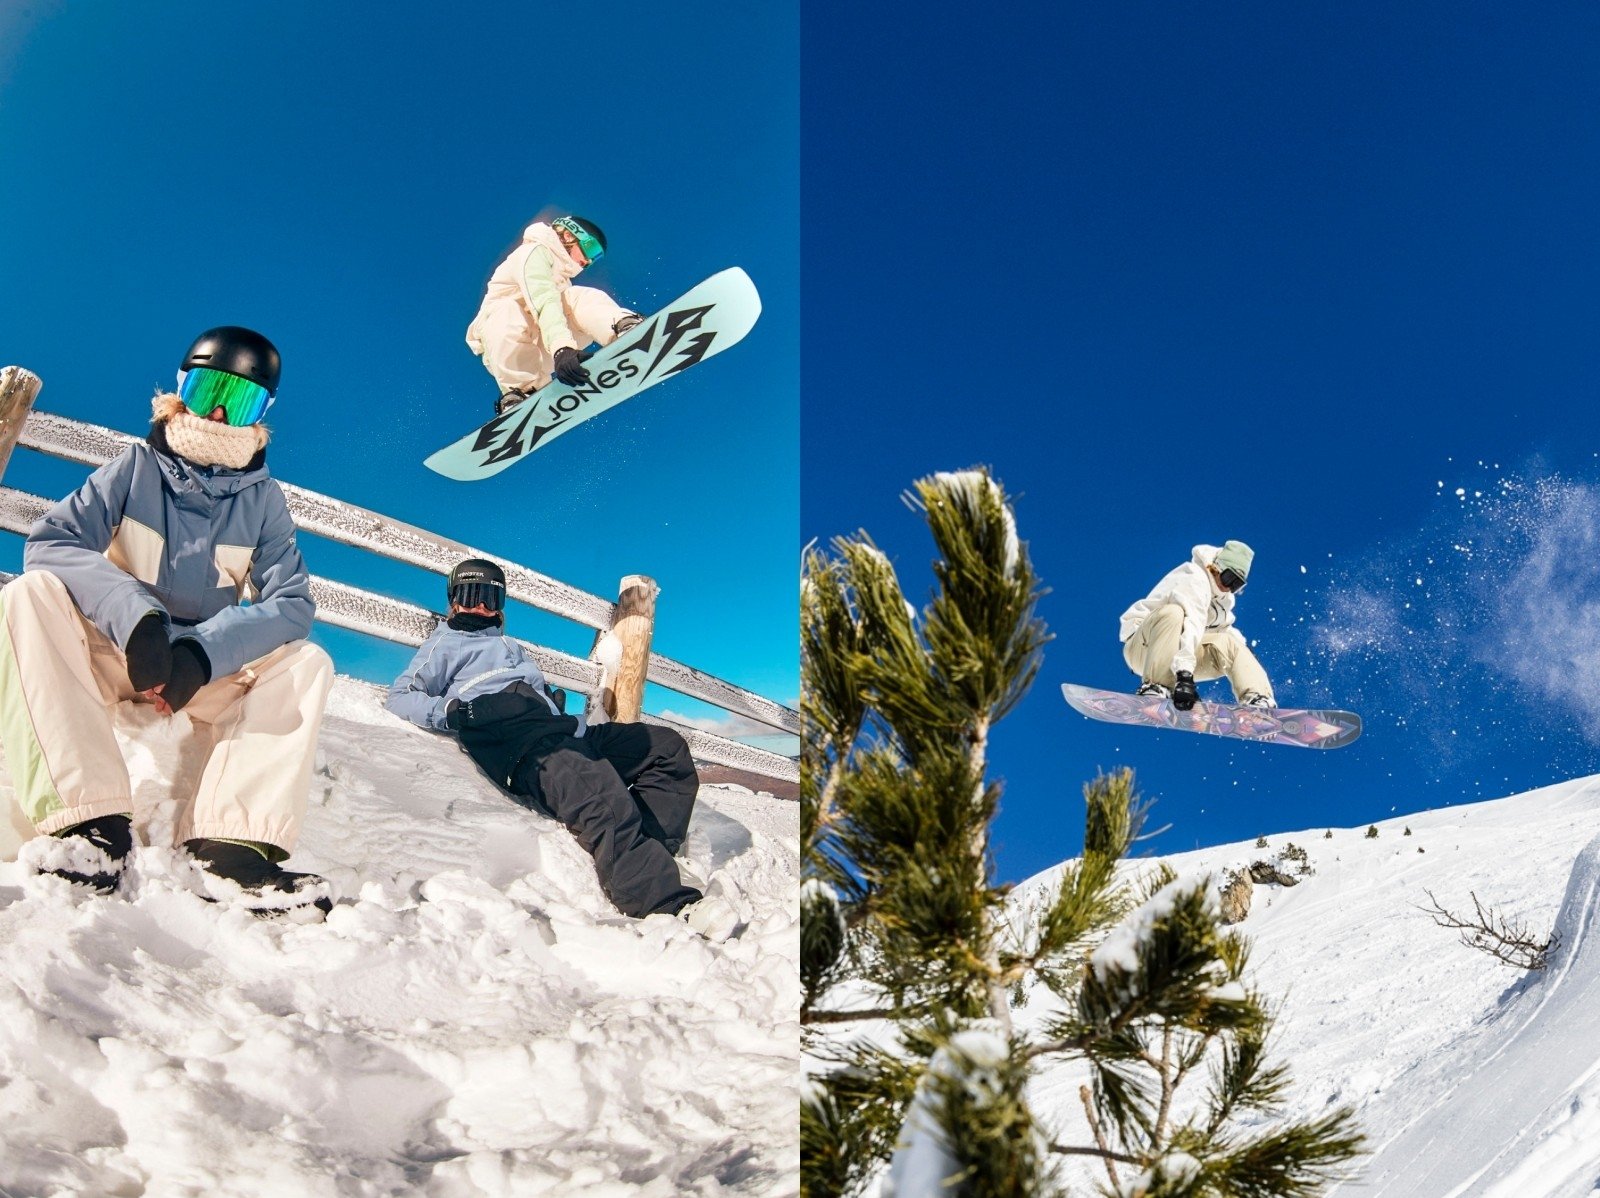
[1061,683,1362,750]
[424,267,762,481]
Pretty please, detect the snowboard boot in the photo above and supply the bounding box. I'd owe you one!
[42,813,134,893]
[1135,681,1172,700]
[184,838,333,920]
[495,388,532,417]
[612,312,645,336]
[1239,691,1274,709]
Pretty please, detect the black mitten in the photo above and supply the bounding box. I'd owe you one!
[163,640,211,713]
[124,612,172,692]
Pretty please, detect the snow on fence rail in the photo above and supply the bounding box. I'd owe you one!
[0,367,797,786]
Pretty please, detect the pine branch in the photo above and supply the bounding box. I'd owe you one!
[1076,1084,1125,1187]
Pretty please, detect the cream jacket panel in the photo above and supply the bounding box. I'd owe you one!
[1118,544,1238,675]
[105,518,165,588]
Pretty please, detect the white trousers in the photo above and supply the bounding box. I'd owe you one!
[0,571,332,851]
[473,285,630,394]
[1122,603,1275,703]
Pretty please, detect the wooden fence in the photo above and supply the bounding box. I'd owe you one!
[0,367,797,788]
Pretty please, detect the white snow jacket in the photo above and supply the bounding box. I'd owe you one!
[464,221,585,358]
[1118,544,1238,676]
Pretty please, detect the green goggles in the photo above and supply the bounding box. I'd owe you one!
[178,367,274,426]
[552,216,604,263]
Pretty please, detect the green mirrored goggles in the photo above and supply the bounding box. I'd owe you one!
[552,216,604,263]
[178,367,273,426]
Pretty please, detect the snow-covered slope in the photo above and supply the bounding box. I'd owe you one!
[1013,775,1600,1197]
[0,677,799,1198]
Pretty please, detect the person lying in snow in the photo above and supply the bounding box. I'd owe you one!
[385,559,739,940]
[464,213,645,416]
[1119,539,1277,712]
[0,326,335,917]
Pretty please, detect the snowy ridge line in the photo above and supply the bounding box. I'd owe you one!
[0,492,795,782]
[13,410,799,735]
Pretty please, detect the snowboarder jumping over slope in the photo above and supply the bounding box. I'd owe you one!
[464,213,644,416]
[0,326,335,916]
[1120,540,1277,712]
[384,559,740,941]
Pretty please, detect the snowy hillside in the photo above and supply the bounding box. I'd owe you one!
[1011,775,1600,1197]
[0,676,799,1198]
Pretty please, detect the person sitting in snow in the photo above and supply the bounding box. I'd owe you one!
[0,326,335,916]
[385,560,738,940]
[464,213,645,416]
[1119,540,1276,712]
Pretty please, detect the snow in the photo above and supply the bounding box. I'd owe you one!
[882,1024,1009,1198]
[0,676,798,1197]
[1012,774,1600,1196]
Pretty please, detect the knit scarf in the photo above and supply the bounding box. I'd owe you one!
[152,393,269,470]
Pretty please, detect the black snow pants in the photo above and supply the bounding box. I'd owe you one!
[507,722,701,918]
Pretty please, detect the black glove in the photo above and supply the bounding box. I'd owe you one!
[163,640,211,713]
[124,612,172,692]
[546,686,567,714]
[552,347,594,387]
[1172,670,1199,712]
[444,699,465,731]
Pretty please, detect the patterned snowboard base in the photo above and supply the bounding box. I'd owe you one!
[1062,683,1362,750]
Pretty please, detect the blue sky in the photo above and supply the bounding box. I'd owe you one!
[0,2,797,735]
[803,3,1600,881]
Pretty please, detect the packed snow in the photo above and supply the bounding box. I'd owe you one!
[1011,773,1600,1196]
[0,676,798,1198]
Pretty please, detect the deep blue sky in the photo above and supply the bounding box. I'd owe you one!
[0,2,797,739]
[803,3,1600,881]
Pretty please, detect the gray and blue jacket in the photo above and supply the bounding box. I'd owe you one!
[24,436,314,678]
[386,622,577,733]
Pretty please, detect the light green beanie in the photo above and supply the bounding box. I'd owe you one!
[1214,540,1255,579]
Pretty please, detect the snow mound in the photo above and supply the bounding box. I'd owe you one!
[0,676,799,1198]
[1011,775,1600,1198]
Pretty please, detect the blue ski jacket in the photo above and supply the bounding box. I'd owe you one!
[25,437,314,679]
[385,622,578,734]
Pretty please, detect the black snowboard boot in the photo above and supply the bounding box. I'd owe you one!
[184,838,333,919]
[46,813,134,893]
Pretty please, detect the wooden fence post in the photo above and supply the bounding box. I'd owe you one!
[0,368,42,486]
[593,574,658,723]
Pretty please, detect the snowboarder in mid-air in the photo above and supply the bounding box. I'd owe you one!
[1120,540,1276,712]
[0,326,335,917]
[464,213,644,415]
[385,559,741,941]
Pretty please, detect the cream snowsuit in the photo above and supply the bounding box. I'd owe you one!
[0,431,332,854]
[1119,544,1275,704]
[465,221,631,395]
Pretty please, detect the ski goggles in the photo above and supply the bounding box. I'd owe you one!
[448,579,506,613]
[1217,567,1248,593]
[178,367,274,426]
[552,216,604,263]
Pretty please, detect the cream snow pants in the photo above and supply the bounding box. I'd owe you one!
[471,285,630,394]
[1122,603,1275,704]
[0,571,332,852]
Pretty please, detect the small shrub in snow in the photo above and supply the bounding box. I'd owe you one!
[1255,835,1269,848]
[1404,826,1412,836]
[1421,890,1558,971]
[1366,825,1379,839]
[1324,829,1333,839]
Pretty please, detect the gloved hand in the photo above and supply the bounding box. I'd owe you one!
[162,640,211,713]
[124,612,172,693]
[552,347,594,387]
[444,699,465,731]
[1172,670,1199,712]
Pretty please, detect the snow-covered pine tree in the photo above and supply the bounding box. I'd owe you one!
[800,468,1363,1198]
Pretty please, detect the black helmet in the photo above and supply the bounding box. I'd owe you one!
[181,326,281,395]
[448,558,507,612]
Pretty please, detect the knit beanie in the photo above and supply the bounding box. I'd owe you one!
[1213,540,1255,580]
[152,393,270,470]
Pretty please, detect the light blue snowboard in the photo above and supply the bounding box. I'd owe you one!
[425,267,762,481]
